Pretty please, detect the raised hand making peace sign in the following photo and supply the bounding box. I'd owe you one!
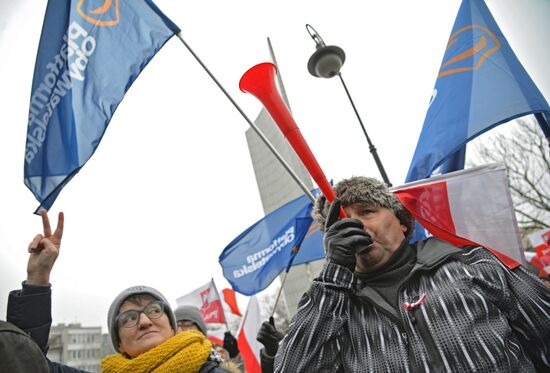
[26,209,64,286]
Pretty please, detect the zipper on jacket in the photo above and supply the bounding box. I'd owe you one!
[398,280,445,372]
[411,306,445,372]
[407,309,417,324]
[401,332,409,347]
[358,296,416,371]
[395,250,466,372]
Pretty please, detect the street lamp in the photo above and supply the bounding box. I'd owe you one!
[306,24,392,186]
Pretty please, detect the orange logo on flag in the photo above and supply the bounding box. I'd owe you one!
[77,0,120,27]
[305,222,320,239]
[438,25,501,78]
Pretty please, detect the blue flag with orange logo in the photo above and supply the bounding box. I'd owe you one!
[25,0,179,212]
[406,0,550,183]
[219,191,324,295]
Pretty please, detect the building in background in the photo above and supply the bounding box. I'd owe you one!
[101,332,117,357]
[47,323,102,372]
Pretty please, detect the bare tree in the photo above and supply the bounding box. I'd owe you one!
[469,117,550,230]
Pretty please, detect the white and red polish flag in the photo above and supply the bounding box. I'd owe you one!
[529,228,550,257]
[237,296,262,373]
[222,288,243,317]
[527,228,550,275]
[392,163,524,269]
[176,279,226,324]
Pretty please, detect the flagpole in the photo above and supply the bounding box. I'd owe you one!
[534,113,550,153]
[210,278,231,331]
[175,33,315,203]
[270,267,291,318]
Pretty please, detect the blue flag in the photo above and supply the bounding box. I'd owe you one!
[406,0,550,183]
[219,192,325,295]
[25,0,179,212]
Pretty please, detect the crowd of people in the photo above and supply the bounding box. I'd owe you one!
[2,176,550,372]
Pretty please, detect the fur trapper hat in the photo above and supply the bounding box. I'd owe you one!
[312,176,414,237]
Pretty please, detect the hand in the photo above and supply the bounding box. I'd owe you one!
[223,331,239,358]
[26,209,64,285]
[257,317,284,357]
[324,199,372,271]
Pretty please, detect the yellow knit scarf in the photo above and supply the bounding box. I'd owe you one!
[101,330,212,373]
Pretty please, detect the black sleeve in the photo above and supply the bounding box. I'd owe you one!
[274,262,354,372]
[7,285,90,373]
[7,284,52,355]
[260,348,275,373]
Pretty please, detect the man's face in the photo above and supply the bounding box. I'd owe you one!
[345,204,407,273]
[117,295,174,358]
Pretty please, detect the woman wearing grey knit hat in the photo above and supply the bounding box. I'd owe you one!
[7,210,239,373]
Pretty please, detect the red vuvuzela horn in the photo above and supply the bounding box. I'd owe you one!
[240,62,345,218]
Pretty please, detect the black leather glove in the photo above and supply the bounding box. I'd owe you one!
[324,199,373,271]
[257,317,284,357]
[223,331,239,358]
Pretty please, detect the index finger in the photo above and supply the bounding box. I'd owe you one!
[40,209,52,237]
[325,198,341,230]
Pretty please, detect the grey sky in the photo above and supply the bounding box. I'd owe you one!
[0,0,548,332]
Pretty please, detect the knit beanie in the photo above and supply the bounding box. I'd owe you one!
[174,305,207,335]
[107,285,177,352]
[312,176,414,236]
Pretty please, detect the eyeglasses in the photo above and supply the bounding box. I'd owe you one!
[177,320,198,331]
[116,300,165,329]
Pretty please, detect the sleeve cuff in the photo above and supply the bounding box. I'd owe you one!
[261,348,276,361]
[21,281,51,296]
[317,262,355,291]
[8,286,52,329]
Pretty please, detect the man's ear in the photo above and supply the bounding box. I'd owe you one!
[401,224,408,234]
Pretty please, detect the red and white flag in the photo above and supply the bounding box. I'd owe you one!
[529,228,550,257]
[222,288,242,316]
[176,279,226,324]
[392,163,524,268]
[237,296,262,373]
[528,228,550,275]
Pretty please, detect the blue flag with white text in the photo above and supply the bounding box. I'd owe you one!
[219,192,325,295]
[25,0,179,212]
[406,0,550,183]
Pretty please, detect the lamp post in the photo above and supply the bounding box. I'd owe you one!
[306,24,392,186]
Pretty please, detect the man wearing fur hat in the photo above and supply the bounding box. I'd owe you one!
[7,210,238,373]
[274,176,550,372]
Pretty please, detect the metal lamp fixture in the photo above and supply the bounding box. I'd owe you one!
[306,24,392,186]
[306,25,346,78]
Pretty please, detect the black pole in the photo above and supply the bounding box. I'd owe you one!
[534,112,550,156]
[338,73,392,186]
